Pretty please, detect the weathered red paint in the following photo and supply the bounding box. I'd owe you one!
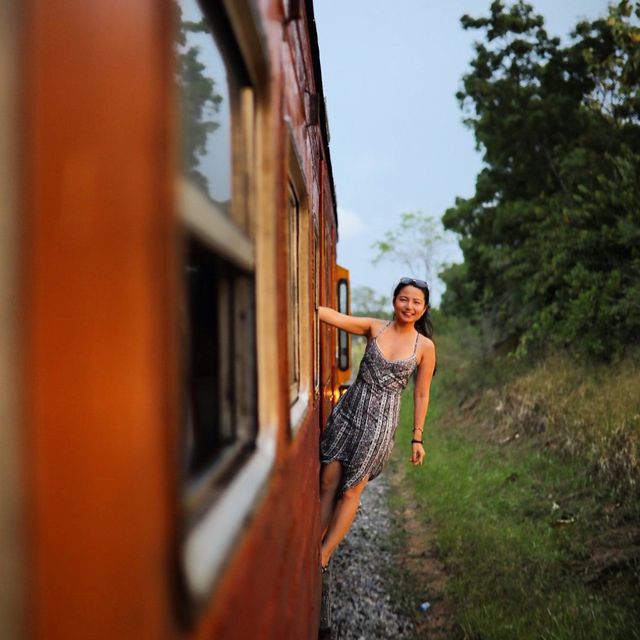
[17,0,341,638]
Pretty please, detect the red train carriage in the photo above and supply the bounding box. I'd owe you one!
[0,0,350,638]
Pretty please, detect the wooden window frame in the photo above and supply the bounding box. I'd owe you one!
[0,4,23,635]
[313,223,320,396]
[287,183,300,403]
[177,0,274,607]
[287,132,311,433]
[337,277,350,371]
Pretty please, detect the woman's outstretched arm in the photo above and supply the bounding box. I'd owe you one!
[318,306,378,336]
[410,338,436,466]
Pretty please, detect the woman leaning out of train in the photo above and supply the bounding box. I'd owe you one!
[318,277,436,572]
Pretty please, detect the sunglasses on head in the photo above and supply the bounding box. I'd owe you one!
[399,277,429,289]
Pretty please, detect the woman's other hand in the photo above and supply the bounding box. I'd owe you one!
[410,442,425,466]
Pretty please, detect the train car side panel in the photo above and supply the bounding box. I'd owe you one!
[9,0,343,638]
[190,1,336,638]
[22,0,178,637]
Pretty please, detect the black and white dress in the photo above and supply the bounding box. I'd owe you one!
[320,322,419,493]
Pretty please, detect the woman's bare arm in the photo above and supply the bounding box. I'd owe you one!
[318,306,379,336]
[410,338,436,465]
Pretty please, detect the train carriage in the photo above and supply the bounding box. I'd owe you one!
[0,0,349,638]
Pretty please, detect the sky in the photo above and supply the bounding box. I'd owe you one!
[313,0,613,306]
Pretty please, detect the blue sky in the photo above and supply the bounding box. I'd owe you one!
[313,0,612,306]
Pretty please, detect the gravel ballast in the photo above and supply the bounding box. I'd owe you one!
[321,474,416,639]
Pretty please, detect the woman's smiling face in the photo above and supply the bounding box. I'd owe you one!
[393,285,427,323]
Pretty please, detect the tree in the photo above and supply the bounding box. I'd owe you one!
[351,286,392,319]
[441,0,640,360]
[579,0,640,127]
[371,210,447,285]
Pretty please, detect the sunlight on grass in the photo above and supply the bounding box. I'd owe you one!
[395,381,640,639]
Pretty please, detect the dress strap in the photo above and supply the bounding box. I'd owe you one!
[373,321,392,339]
[413,331,420,354]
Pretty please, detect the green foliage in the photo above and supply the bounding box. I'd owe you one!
[350,286,392,318]
[371,211,446,286]
[579,0,640,125]
[496,348,640,497]
[442,1,640,360]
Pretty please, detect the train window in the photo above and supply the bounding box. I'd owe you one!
[175,0,270,605]
[177,0,256,492]
[288,183,300,403]
[176,0,232,211]
[313,227,320,394]
[287,139,311,431]
[182,237,256,480]
[337,279,350,371]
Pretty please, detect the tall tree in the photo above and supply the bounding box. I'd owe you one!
[351,286,392,319]
[371,210,447,286]
[441,0,640,359]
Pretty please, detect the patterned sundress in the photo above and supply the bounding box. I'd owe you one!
[320,322,419,493]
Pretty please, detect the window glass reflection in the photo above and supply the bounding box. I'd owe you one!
[176,0,231,211]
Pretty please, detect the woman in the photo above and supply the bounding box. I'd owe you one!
[318,277,436,571]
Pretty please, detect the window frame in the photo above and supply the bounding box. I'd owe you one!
[287,182,301,403]
[337,277,350,371]
[177,10,257,502]
[0,5,22,634]
[312,224,320,396]
[175,0,274,608]
[286,130,311,433]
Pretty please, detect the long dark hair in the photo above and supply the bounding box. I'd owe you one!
[393,279,437,375]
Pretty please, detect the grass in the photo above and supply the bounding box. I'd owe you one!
[432,313,640,500]
[497,353,640,498]
[388,316,640,639]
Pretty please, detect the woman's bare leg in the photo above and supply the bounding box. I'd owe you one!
[320,476,369,568]
[320,461,343,539]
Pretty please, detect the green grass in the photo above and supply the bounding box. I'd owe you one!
[391,344,640,639]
